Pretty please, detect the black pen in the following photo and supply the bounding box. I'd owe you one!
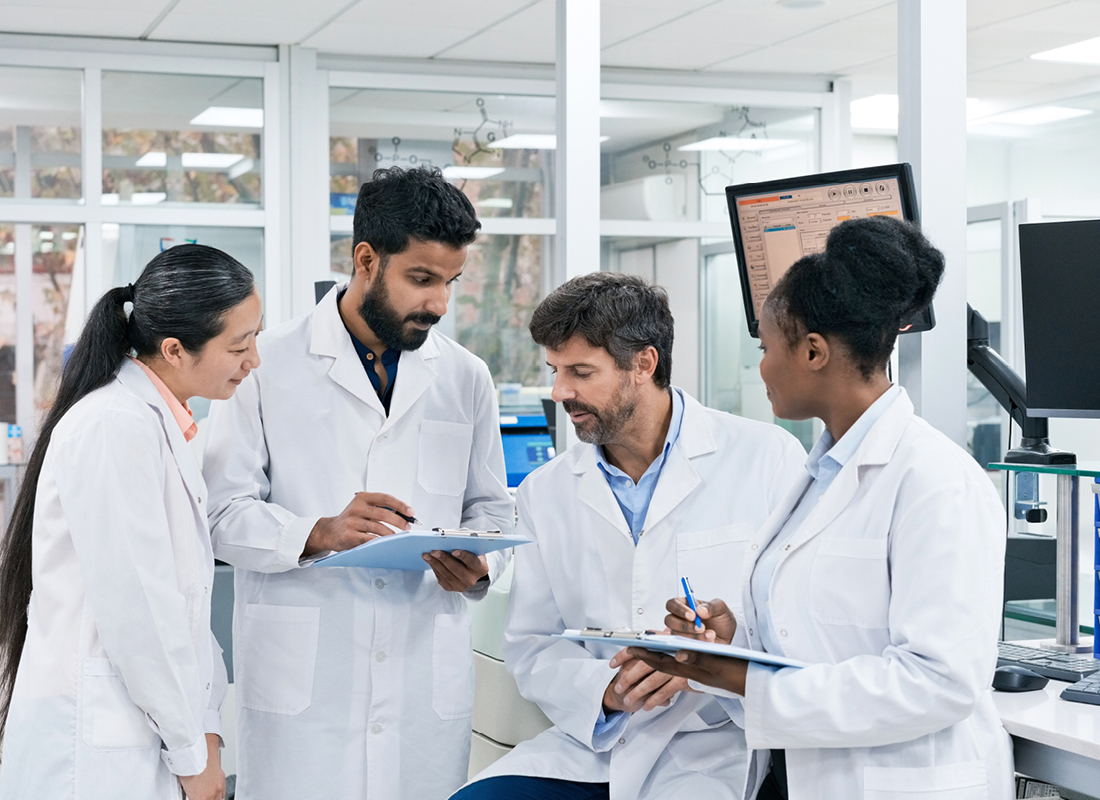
[382,506,421,526]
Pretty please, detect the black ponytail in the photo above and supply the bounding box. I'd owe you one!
[0,243,255,742]
[765,215,945,379]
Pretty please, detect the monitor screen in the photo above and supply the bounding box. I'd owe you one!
[502,432,555,487]
[725,164,928,337]
[1018,219,1100,418]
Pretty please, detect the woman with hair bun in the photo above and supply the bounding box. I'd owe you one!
[625,216,1014,799]
[0,244,261,800]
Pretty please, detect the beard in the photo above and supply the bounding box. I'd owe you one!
[358,274,441,352]
[562,377,637,445]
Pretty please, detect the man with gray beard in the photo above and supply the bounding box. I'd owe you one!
[453,273,805,800]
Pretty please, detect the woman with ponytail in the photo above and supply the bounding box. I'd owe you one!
[0,243,260,800]
[625,216,1015,799]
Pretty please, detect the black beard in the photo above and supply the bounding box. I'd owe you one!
[358,277,441,352]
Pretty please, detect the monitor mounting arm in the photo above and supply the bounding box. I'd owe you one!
[966,305,1074,465]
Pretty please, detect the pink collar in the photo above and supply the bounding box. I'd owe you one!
[129,357,198,443]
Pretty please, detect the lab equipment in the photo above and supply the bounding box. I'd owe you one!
[725,163,930,338]
[556,629,807,669]
[991,665,1048,693]
[996,641,1099,682]
[1059,671,1100,706]
[499,411,555,487]
[309,528,529,570]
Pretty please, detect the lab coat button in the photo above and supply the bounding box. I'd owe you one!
[375,651,387,663]
[206,683,211,689]
[748,628,754,636]
[783,544,791,551]
[636,607,644,615]
[378,434,388,441]
[780,630,788,637]
[751,544,758,550]
[375,578,385,590]
[370,724,383,735]
[618,738,626,745]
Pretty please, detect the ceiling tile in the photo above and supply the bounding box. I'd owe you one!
[150,0,350,44]
[302,21,466,57]
[601,0,720,50]
[338,0,532,29]
[434,0,555,63]
[0,1,156,37]
[967,0,1066,30]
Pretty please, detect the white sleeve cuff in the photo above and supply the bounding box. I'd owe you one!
[286,515,322,567]
[202,708,223,742]
[592,708,630,750]
[160,732,208,776]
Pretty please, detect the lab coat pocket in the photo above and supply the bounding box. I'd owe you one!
[432,613,474,720]
[80,658,161,751]
[864,761,987,799]
[239,603,321,715]
[676,523,754,603]
[809,537,890,628]
[418,420,474,496]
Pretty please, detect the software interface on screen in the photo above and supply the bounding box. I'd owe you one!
[735,176,906,320]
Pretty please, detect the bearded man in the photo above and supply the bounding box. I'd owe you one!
[203,166,513,800]
[453,272,804,800]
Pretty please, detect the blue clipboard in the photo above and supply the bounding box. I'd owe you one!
[555,629,806,669]
[310,529,531,571]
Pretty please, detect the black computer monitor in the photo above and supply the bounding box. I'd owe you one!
[1018,219,1100,418]
[725,163,933,337]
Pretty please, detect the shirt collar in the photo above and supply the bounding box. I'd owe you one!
[806,384,901,479]
[596,387,685,480]
[129,357,198,443]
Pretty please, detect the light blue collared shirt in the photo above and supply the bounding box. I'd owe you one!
[595,388,685,545]
[592,387,684,740]
[750,384,902,656]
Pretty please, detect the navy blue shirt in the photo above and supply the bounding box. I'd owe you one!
[340,294,399,413]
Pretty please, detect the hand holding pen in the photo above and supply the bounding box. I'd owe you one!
[668,582,738,646]
[301,492,417,557]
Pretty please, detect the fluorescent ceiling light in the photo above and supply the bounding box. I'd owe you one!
[189,106,264,128]
[132,192,167,205]
[478,197,514,209]
[851,94,898,130]
[61,231,77,240]
[490,134,609,150]
[1033,36,1100,64]
[442,166,505,180]
[38,230,54,240]
[136,151,167,167]
[228,158,255,180]
[979,106,1092,126]
[678,137,796,152]
[102,194,120,206]
[181,152,244,169]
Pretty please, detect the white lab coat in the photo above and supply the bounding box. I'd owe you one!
[471,391,805,800]
[203,284,513,800]
[725,389,1014,799]
[0,358,226,800]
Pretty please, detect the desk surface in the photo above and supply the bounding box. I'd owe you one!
[994,677,1100,761]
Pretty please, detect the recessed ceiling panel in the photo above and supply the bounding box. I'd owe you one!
[437,0,555,63]
[151,0,351,44]
[0,0,156,37]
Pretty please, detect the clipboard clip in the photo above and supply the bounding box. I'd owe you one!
[431,527,504,538]
[578,627,659,639]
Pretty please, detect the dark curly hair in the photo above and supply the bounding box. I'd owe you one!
[764,215,944,379]
[352,166,481,262]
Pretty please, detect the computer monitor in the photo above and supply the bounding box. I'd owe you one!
[1018,219,1100,418]
[725,163,932,337]
[499,411,556,487]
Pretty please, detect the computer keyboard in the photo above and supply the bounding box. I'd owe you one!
[997,642,1100,683]
[1060,672,1100,706]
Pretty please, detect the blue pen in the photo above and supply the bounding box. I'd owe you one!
[680,576,705,631]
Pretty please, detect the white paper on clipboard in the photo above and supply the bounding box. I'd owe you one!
[308,528,531,571]
[555,629,806,669]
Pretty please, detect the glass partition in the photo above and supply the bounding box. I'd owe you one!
[33,223,82,412]
[0,66,83,202]
[329,88,553,219]
[102,72,263,206]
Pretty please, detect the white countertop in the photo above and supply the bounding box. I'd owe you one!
[994,678,1100,761]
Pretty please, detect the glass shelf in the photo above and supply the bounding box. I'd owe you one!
[989,462,1100,478]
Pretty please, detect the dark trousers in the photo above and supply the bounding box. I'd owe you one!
[450,776,611,800]
[756,750,789,800]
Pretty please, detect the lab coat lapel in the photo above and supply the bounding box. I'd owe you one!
[382,334,439,433]
[640,392,714,533]
[787,389,914,553]
[573,446,632,538]
[115,359,206,505]
[309,284,387,419]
